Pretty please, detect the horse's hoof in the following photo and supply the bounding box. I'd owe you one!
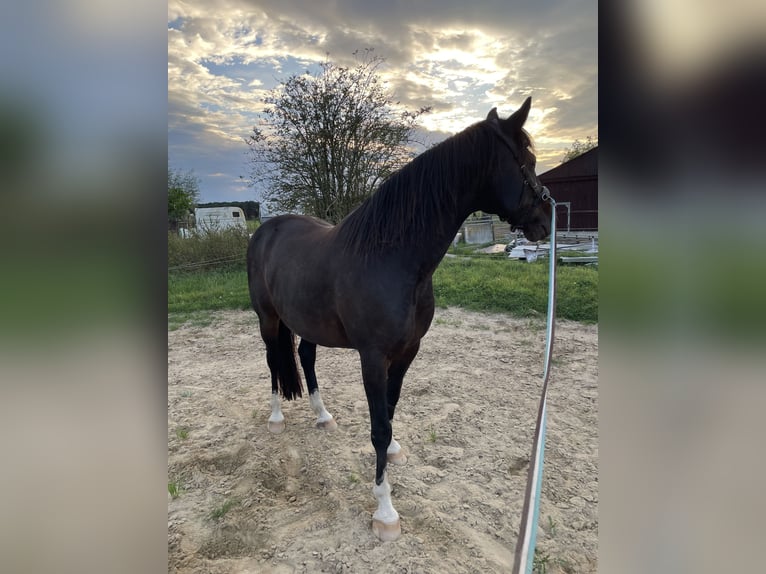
[372,517,401,541]
[267,420,285,434]
[387,450,407,465]
[316,417,338,431]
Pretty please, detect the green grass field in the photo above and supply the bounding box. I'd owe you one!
[168,249,597,326]
[433,256,597,322]
[168,268,250,313]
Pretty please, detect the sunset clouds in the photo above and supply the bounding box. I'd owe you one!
[168,0,597,202]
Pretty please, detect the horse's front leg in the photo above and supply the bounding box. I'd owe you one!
[298,339,337,431]
[360,349,400,541]
[384,341,420,466]
[384,367,406,465]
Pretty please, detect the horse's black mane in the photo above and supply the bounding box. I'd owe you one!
[336,120,532,257]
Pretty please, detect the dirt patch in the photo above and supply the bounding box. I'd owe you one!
[168,307,598,573]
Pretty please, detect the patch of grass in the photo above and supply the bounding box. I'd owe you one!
[168,269,250,314]
[168,310,216,331]
[432,256,597,323]
[427,425,438,443]
[447,241,497,257]
[180,389,193,398]
[168,315,184,332]
[208,498,238,521]
[546,515,557,538]
[531,519,571,573]
[533,548,551,574]
[168,481,182,499]
[348,472,360,484]
[175,427,189,439]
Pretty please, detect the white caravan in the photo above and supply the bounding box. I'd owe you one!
[194,207,247,233]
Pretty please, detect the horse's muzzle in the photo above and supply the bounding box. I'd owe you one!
[521,219,551,242]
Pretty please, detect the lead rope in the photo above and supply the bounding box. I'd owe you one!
[512,193,557,574]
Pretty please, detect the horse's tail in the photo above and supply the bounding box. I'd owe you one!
[277,320,304,401]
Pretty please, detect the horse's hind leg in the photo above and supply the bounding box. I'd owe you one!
[260,317,286,434]
[297,339,337,431]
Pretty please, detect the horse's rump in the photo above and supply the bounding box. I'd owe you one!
[247,215,351,348]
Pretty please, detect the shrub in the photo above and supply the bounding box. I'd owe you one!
[168,227,250,272]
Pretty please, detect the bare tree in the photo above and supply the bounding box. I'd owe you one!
[246,50,430,224]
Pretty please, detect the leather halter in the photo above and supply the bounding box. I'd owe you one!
[488,119,550,203]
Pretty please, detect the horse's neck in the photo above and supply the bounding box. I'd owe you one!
[407,184,480,277]
[335,129,488,272]
[398,153,487,276]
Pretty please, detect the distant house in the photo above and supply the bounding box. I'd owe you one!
[539,147,598,231]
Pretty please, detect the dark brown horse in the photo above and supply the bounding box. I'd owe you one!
[247,97,551,541]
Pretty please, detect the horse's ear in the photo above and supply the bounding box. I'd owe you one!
[506,97,532,130]
[486,107,499,121]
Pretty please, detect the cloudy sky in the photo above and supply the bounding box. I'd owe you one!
[168,0,597,205]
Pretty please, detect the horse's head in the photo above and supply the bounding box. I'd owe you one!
[480,98,551,242]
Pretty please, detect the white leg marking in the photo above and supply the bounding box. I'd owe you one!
[387,438,401,455]
[372,472,401,541]
[309,390,337,430]
[386,436,407,465]
[267,392,285,433]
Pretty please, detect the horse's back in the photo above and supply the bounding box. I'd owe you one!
[248,214,334,267]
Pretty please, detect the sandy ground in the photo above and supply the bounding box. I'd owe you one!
[168,307,598,573]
